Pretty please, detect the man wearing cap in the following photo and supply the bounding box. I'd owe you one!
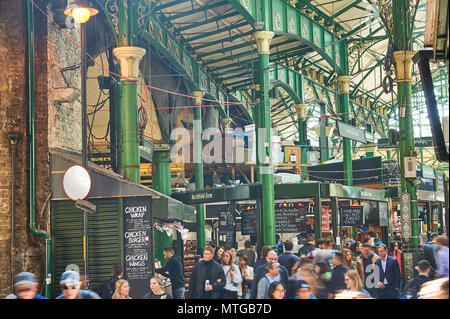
[5,272,47,299]
[401,260,433,299]
[56,270,101,299]
[294,280,317,299]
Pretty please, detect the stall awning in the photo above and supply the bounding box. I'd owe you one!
[49,148,195,222]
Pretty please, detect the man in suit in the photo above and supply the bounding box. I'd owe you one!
[278,239,300,271]
[249,250,289,299]
[375,244,401,299]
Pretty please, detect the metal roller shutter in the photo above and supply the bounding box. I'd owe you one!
[51,198,123,297]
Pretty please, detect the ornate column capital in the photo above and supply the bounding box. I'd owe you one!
[253,31,275,55]
[221,117,233,129]
[191,91,204,106]
[112,46,146,80]
[393,50,416,82]
[294,103,308,119]
[336,75,352,94]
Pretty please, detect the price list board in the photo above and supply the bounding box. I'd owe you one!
[239,203,307,235]
[340,206,364,227]
[218,205,235,248]
[123,197,152,299]
[239,204,257,236]
[275,203,307,233]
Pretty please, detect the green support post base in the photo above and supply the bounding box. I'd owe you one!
[152,148,173,266]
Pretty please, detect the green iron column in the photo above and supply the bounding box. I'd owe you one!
[295,103,308,180]
[254,31,276,247]
[192,91,206,255]
[337,75,353,186]
[392,0,420,282]
[152,146,173,265]
[113,1,144,182]
[112,46,145,182]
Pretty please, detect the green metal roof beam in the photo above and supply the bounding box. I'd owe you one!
[191,29,253,51]
[324,0,363,24]
[174,11,241,32]
[197,40,256,58]
[185,21,248,43]
[203,38,297,66]
[156,0,189,11]
[166,1,229,21]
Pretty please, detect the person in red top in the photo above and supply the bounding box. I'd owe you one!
[388,241,402,273]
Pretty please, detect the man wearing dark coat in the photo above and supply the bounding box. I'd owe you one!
[249,250,289,299]
[188,246,226,299]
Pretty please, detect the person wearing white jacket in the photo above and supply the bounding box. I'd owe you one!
[221,250,243,299]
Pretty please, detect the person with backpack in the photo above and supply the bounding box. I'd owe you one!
[401,260,432,299]
[98,265,122,299]
[297,235,316,258]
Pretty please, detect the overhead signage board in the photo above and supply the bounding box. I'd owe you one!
[139,139,154,162]
[378,136,434,149]
[336,121,367,143]
[309,157,383,186]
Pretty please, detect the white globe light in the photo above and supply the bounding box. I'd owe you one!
[63,165,92,200]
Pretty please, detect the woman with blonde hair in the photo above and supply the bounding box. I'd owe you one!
[112,279,131,299]
[143,276,172,299]
[343,269,371,297]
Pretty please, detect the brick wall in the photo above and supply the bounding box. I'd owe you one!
[0,0,50,297]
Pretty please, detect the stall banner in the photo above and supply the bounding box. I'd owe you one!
[321,207,330,232]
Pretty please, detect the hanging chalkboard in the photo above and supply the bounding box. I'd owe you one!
[340,206,364,226]
[275,203,307,233]
[239,203,307,235]
[218,205,235,247]
[123,197,152,299]
[239,204,257,235]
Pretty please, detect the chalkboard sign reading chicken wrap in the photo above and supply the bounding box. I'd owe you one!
[340,206,364,227]
[123,197,152,299]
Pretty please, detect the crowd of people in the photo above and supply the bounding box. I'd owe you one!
[5,234,448,300]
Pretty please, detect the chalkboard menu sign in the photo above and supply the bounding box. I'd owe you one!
[218,205,235,247]
[239,204,257,235]
[239,203,307,235]
[123,197,152,299]
[275,203,307,233]
[340,206,364,226]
